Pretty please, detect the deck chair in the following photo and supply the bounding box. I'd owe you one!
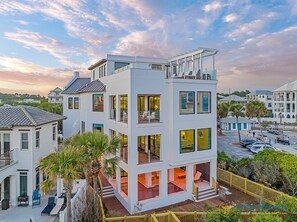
[194,171,202,181]
[50,198,64,216]
[32,189,41,207]
[195,70,201,79]
[41,197,55,216]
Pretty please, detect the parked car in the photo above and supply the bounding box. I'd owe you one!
[274,130,283,135]
[247,142,273,150]
[240,139,257,148]
[267,127,276,133]
[250,144,276,153]
[277,136,290,145]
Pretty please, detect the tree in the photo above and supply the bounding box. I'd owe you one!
[39,146,82,222]
[217,103,229,135]
[229,103,244,142]
[246,101,268,137]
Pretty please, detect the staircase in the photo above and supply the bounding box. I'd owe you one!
[196,187,219,202]
[101,186,115,198]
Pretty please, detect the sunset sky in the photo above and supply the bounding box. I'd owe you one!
[0,0,297,96]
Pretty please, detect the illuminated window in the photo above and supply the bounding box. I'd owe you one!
[68,97,73,109]
[179,91,195,114]
[180,130,195,153]
[197,92,211,113]
[74,97,79,109]
[93,94,104,112]
[197,128,211,151]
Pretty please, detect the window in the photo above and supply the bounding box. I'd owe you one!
[179,91,195,114]
[232,123,236,129]
[151,64,162,70]
[243,123,247,129]
[81,121,85,133]
[74,97,79,109]
[93,94,104,112]
[68,97,73,109]
[20,172,27,196]
[115,62,129,70]
[197,92,211,113]
[36,131,40,148]
[197,128,211,151]
[53,126,56,141]
[110,96,116,119]
[120,95,128,123]
[180,130,195,153]
[21,133,29,150]
[93,124,104,132]
[4,133,10,153]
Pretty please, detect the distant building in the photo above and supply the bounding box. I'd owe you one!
[219,95,247,106]
[0,99,2,104]
[48,87,63,104]
[0,106,65,206]
[220,117,254,131]
[273,80,297,122]
[18,99,41,104]
[246,90,273,116]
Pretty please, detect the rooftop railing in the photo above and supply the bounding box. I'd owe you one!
[166,69,217,80]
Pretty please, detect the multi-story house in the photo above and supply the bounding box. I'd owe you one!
[0,106,65,207]
[62,48,218,214]
[48,87,63,104]
[246,90,273,117]
[273,80,297,123]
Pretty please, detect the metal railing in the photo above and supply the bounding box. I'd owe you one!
[138,110,160,124]
[167,69,217,80]
[120,110,128,123]
[0,150,14,168]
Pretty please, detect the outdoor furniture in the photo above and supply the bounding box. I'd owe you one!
[194,171,202,181]
[177,171,186,179]
[18,195,29,206]
[41,197,55,216]
[50,198,64,216]
[32,189,41,207]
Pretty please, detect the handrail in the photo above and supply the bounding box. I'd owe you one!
[0,149,14,168]
[98,175,103,197]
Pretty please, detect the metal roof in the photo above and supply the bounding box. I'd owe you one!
[274,80,297,92]
[0,106,66,129]
[78,80,106,93]
[61,78,91,94]
[220,95,247,102]
[247,90,273,96]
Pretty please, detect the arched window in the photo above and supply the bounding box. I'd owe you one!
[287,114,290,119]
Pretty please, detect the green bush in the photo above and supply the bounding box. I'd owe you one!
[276,195,297,222]
[205,207,241,222]
[248,214,283,222]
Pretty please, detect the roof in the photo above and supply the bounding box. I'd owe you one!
[0,106,66,129]
[274,80,297,92]
[221,117,254,124]
[78,80,105,93]
[220,95,247,102]
[88,59,107,70]
[247,90,272,96]
[61,78,91,94]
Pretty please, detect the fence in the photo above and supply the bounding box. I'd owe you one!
[217,168,296,205]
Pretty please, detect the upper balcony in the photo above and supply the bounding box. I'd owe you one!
[138,95,160,124]
[0,150,16,170]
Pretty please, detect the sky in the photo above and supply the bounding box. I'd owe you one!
[0,0,297,95]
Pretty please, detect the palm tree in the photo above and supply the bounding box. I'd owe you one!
[229,103,244,143]
[246,101,268,137]
[40,146,82,222]
[217,103,229,135]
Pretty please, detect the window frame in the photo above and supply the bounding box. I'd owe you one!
[20,172,28,196]
[180,129,195,153]
[74,97,79,109]
[197,91,211,114]
[68,97,73,109]
[21,133,29,150]
[179,91,195,115]
[197,128,211,151]
[35,131,40,148]
[93,123,104,132]
[93,94,104,112]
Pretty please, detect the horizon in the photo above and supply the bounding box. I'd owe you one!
[0,0,297,96]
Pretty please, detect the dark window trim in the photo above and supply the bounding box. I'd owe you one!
[179,91,195,115]
[179,129,195,154]
[197,91,211,114]
[18,129,30,131]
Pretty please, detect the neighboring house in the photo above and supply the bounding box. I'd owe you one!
[18,99,41,104]
[0,106,65,206]
[273,80,297,123]
[48,87,63,104]
[246,90,273,117]
[220,117,254,131]
[219,95,247,106]
[62,48,218,214]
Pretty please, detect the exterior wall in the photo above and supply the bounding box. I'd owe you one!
[273,91,297,122]
[63,94,80,138]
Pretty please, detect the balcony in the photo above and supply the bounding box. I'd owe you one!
[0,150,15,169]
[138,110,160,124]
[138,135,160,165]
[120,110,128,123]
[166,69,217,80]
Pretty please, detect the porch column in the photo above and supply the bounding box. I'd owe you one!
[128,171,137,213]
[159,169,167,198]
[10,176,17,206]
[144,173,152,188]
[168,168,174,182]
[210,159,217,187]
[186,164,194,192]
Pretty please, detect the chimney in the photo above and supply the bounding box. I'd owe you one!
[74,71,80,78]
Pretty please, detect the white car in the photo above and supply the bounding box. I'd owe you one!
[250,144,279,153]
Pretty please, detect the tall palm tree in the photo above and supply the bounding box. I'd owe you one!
[229,103,244,143]
[40,146,82,222]
[217,103,229,134]
[246,101,268,137]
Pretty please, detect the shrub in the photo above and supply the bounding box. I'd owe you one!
[276,195,297,222]
[205,207,241,222]
[248,214,283,222]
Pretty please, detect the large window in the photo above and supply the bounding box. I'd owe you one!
[93,94,104,112]
[179,91,195,114]
[197,92,211,113]
[21,133,29,150]
[180,130,195,153]
[74,97,79,109]
[120,95,128,123]
[110,96,116,120]
[36,131,40,148]
[115,62,129,70]
[197,128,211,151]
[20,172,28,196]
[68,97,73,109]
[93,124,104,132]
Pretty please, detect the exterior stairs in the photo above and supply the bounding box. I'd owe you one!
[195,187,219,202]
[101,185,115,198]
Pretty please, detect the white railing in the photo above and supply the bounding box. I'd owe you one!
[167,69,217,80]
[0,150,15,169]
[138,110,160,124]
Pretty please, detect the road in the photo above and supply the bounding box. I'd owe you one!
[218,130,297,160]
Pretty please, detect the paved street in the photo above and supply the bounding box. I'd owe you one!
[218,130,297,160]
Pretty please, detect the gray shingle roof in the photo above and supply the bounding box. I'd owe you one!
[0,106,66,129]
[78,80,105,93]
[248,90,273,96]
[61,78,91,94]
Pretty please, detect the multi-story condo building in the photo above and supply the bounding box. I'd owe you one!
[62,48,218,214]
[246,90,273,117]
[48,87,63,104]
[273,80,297,122]
[0,106,65,207]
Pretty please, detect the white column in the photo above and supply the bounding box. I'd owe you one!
[211,160,217,187]
[212,55,215,70]
[128,171,137,213]
[186,164,194,192]
[144,173,152,188]
[192,55,194,71]
[145,136,149,153]
[159,169,167,198]
[116,167,121,193]
[168,168,174,182]
[10,176,17,206]
[1,180,4,201]
[200,53,203,73]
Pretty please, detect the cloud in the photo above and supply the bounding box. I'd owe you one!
[0,56,45,73]
[223,13,237,22]
[288,0,297,15]
[203,1,223,12]
[17,20,29,25]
